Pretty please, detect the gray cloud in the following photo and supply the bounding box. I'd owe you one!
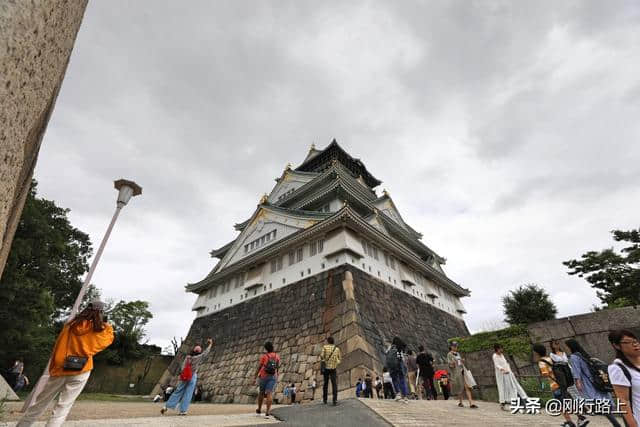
[33,0,640,346]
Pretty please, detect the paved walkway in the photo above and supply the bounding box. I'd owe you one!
[360,398,614,426]
[272,399,390,427]
[4,413,279,427]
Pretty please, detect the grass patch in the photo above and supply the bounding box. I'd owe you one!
[76,393,149,402]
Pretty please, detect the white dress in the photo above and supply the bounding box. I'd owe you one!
[493,353,528,404]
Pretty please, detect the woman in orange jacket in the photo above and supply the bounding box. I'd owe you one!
[18,301,114,427]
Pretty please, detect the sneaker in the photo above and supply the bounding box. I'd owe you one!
[395,395,402,402]
[577,419,590,427]
[402,397,410,404]
[160,407,167,415]
[333,401,338,406]
[178,412,187,416]
[561,422,576,427]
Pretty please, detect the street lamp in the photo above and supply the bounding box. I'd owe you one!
[23,178,142,411]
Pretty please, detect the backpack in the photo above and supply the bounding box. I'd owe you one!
[580,354,613,393]
[614,362,634,416]
[541,359,574,389]
[385,347,401,373]
[264,353,278,375]
[179,356,193,382]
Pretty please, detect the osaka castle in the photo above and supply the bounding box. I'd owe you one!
[157,140,470,403]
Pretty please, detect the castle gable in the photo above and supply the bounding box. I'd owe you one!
[217,205,329,271]
[267,169,318,204]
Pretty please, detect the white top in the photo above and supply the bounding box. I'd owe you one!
[550,352,569,363]
[492,353,511,374]
[608,358,640,423]
[383,372,392,383]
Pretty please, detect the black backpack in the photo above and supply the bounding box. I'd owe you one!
[541,359,574,389]
[264,353,278,375]
[580,354,613,393]
[385,347,401,373]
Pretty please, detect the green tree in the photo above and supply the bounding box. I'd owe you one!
[99,300,153,364]
[502,284,558,325]
[563,229,640,307]
[0,180,92,379]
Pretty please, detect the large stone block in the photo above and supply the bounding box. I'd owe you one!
[157,266,470,403]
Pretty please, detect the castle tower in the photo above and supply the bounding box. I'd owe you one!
[157,140,470,403]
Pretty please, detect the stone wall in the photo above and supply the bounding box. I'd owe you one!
[84,355,172,395]
[458,306,640,400]
[0,0,87,280]
[155,265,470,403]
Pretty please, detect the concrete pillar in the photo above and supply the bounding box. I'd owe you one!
[0,0,88,279]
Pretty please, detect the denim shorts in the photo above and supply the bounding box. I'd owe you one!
[259,375,276,393]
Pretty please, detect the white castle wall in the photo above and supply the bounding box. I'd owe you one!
[194,228,465,320]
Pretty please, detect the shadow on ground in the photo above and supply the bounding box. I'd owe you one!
[269,399,390,427]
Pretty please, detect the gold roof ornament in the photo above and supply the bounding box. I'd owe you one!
[310,142,316,150]
[285,163,292,170]
[383,189,389,197]
[259,193,268,204]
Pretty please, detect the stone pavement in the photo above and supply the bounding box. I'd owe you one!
[360,398,614,426]
[271,398,390,427]
[4,413,279,427]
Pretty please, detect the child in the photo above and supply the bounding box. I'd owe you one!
[364,373,374,398]
[382,367,395,399]
[355,378,362,397]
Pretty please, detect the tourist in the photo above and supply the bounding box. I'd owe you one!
[492,343,527,411]
[254,341,280,417]
[161,337,213,416]
[551,339,569,363]
[533,343,586,427]
[416,345,436,400]
[406,350,418,399]
[8,359,24,390]
[565,339,621,427]
[283,384,290,402]
[356,378,363,397]
[386,337,410,403]
[608,330,640,427]
[382,367,395,399]
[447,341,477,408]
[309,378,317,400]
[13,372,29,392]
[434,369,450,400]
[17,302,114,427]
[289,383,297,404]
[374,376,383,399]
[320,336,341,406]
[364,373,374,398]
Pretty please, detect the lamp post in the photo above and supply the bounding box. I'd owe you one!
[22,179,142,411]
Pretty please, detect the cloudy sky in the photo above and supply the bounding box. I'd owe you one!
[34,0,640,349]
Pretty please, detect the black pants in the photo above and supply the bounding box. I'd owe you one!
[323,369,338,403]
[422,375,437,400]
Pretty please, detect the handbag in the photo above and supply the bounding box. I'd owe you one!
[463,367,477,388]
[62,326,88,371]
[320,345,337,375]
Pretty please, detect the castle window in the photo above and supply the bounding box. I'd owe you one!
[289,251,295,265]
[282,278,286,284]
[384,253,389,266]
[310,241,317,256]
[277,256,283,271]
[318,238,324,253]
[372,246,379,260]
[307,268,311,274]
[390,257,396,270]
[296,247,303,262]
[245,245,249,253]
[269,283,272,289]
[270,259,278,273]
